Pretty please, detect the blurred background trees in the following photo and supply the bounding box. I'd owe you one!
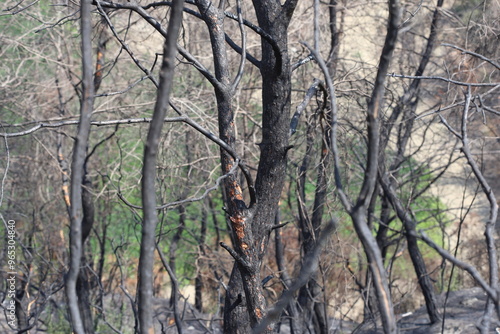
[0,0,499,333]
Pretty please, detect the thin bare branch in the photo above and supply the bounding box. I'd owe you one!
[0,115,256,202]
[0,133,10,209]
[442,43,500,71]
[291,54,314,72]
[301,41,351,211]
[230,0,246,92]
[95,1,159,87]
[118,159,239,211]
[1,0,40,15]
[437,112,462,139]
[94,0,224,91]
[418,231,498,301]
[220,242,251,271]
[460,88,499,324]
[399,0,423,29]
[389,73,500,87]
[289,78,321,136]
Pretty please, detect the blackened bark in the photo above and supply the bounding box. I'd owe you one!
[93,9,108,92]
[241,1,296,332]
[73,18,107,328]
[219,0,298,331]
[194,263,203,312]
[380,0,444,152]
[223,266,250,334]
[327,0,341,74]
[251,0,295,257]
[192,1,254,331]
[193,1,252,331]
[398,5,444,324]
[76,255,94,334]
[81,177,94,244]
[407,228,440,323]
[77,234,94,333]
[137,1,184,332]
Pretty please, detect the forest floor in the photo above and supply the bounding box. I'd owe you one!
[355,287,500,334]
[1,287,499,333]
[150,287,500,334]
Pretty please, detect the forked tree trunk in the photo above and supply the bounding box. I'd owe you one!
[191,0,298,332]
[222,1,298,331]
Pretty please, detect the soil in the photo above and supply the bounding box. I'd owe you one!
[336,287,500,334]
[150,287,500,333]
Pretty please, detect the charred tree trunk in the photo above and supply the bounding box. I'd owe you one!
[348,1,401,333]
[76,257,94,334]
[192,1,252,331]
[72,14,111,328]
[137,1,184,332]
[66,1,95,332]
[193,0,299,332]
[75,176,95,334]
[226,1,298,332]
[72,14,112,331]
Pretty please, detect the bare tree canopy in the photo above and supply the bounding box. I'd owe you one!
[0,0,499,333]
